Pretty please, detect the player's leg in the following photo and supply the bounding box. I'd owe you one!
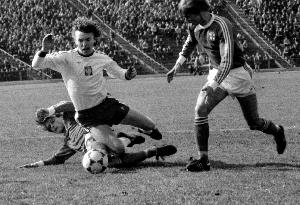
[76,97,162,141]
[88,125,126,155]
[109,145,177,167]
[236,94,286,154]
[120,108,154,130]
[120,108,162,140]
[108,152,147,167]
[186,86,228,172]
[86,127,145,153]
[116,132,145,147]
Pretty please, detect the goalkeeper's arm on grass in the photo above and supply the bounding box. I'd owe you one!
[20,144,76,168]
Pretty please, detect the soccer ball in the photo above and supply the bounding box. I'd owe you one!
[82,149,108,174]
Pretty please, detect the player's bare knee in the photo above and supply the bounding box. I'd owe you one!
[195,104,209,117]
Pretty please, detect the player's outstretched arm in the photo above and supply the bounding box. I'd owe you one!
[19,151,75,168]
[32,34,54,69]
[50,101,75,113]
[167,63,182,83]
[19,161,45,168]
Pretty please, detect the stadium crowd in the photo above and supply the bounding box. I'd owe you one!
[0,0,141,81]
[0,0,298,81]
[82,0,187,64]
[235,0,300,66]
[82,0,227,71]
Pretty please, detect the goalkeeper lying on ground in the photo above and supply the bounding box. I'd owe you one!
[19,101,177,168]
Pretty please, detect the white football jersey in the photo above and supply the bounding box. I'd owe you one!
[32,49,126,111]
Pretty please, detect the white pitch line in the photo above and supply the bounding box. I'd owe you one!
[163,125,298,134]
[0,126,298,141]
[0,135,63,141]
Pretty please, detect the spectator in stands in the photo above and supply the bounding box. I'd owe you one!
[253,51,263,72]
[242,39,249,51]
[193,56,202,76]
[236,0,300,66]
[282,45,291,60]
[263,53,270,69]
[283,36,291,48]
[236,32,244,43]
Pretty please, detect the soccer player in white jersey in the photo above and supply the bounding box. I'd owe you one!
[167,0,286,172]
[19,101,177,168]
[32,17,163,149]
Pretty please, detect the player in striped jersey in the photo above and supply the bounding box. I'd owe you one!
[167,0,286,172]
[32,17,163,151]
[19,101,177,168]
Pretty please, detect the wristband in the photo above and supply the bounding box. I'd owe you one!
[207,80,219,89]
[47,106,55,116]
[176,55,186,65]
[36,161,45,166]
[38,51,47,57]
[125,69,135,80]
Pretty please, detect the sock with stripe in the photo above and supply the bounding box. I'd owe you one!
[195,116,209,155]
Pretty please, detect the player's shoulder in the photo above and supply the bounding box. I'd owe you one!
[67,49,80,56]
[49,49,74,57]
[93,50,113,60]
[94,50,109,57]
[213,15,232,28]
[94,50,105,55]
[212,14,233,34]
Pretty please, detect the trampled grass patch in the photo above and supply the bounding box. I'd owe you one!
[0,71,299,204]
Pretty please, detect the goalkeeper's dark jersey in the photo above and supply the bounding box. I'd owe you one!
[43,111,87,165]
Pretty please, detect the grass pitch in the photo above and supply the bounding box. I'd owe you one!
[0,71,299,204]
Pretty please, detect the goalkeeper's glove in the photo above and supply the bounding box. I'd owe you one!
[125,66,137,80]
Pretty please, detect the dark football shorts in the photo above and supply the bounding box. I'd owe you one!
[75,97,129,128]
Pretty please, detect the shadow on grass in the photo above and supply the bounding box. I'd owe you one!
[212,160,300,171]
[109,160,187,174]
[46,159,300,174]
[108,159,300,174]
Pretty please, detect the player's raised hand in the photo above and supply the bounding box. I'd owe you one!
[35,108,50,123]
[42,33,54,52]
[125,66,137,80]
[167,63,181,83]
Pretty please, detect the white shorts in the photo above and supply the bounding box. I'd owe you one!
[207,65,255,97]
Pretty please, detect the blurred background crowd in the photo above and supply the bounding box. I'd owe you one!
[0,0,299,81]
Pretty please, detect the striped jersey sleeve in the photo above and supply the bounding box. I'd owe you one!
[213,16,234,85]
[43,144,76,165]
[178,26,198,59]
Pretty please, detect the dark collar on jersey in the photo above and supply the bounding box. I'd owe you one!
[76,48,95,57]
[194,14,215,31]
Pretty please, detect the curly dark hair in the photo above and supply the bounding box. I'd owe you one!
[178,0,211,16]
[35,113,63,132]
[72,17,101,38]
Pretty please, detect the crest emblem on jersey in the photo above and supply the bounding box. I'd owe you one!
[207,31,216,41]
[84,66,93,76]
